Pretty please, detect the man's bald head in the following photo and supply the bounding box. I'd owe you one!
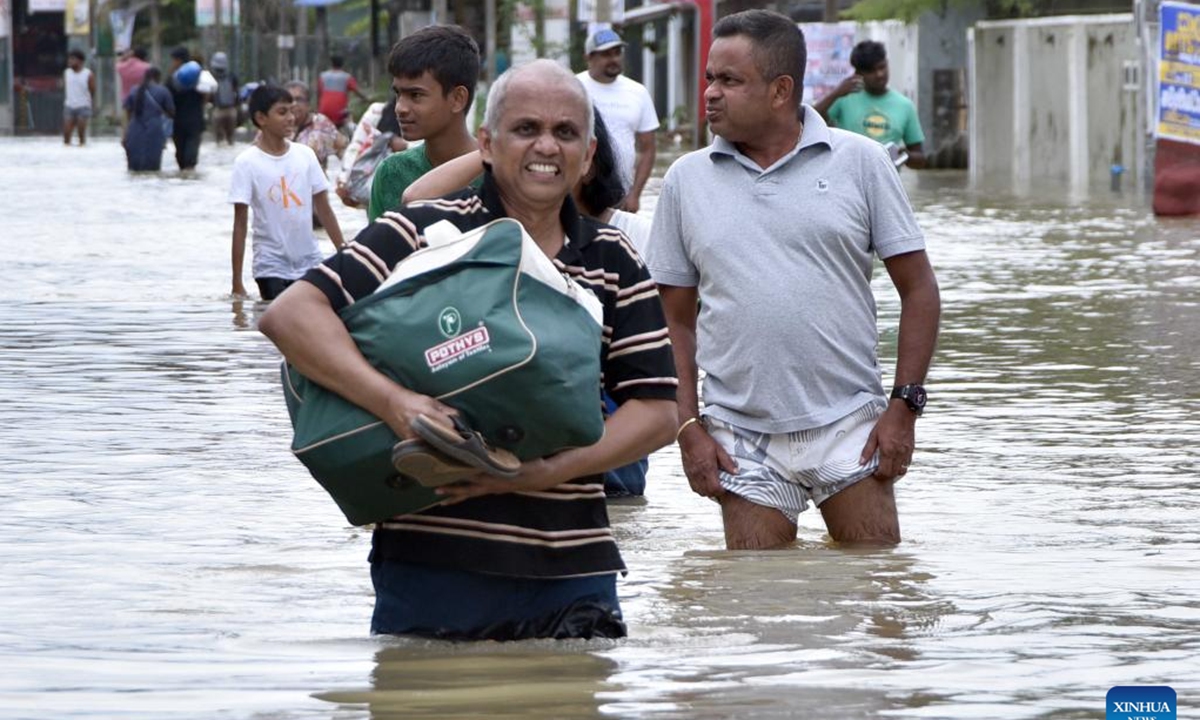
[484,60,594,142]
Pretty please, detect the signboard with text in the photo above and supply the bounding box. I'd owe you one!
[65,0,88,35]
[196,0,239,28]
[111,10,138,52]
[798,22,857,105]
[29,0,66,12]
[1157,1,1200,146]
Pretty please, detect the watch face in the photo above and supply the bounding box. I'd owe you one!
[911,385,927,408]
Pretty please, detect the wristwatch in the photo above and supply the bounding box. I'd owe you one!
[891,384,927,415]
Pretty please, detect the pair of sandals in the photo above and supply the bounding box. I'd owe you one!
[391,414,521,488]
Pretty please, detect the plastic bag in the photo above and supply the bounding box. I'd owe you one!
[344,131,394,206]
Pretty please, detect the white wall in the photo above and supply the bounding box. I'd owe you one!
[969,14,1142,194]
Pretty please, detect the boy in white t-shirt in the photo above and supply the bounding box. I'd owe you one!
[62,49,95,146]
[230,84,345,300]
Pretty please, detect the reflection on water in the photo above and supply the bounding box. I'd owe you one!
[318,644,619,718]
[1,139,1198,719]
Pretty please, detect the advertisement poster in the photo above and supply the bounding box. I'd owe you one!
[798,22,856,105]
[1157,1,1200,145]
[110,9,138,53]
[29,0,66,11]
[65,0,88,35]
[196,0,239,28]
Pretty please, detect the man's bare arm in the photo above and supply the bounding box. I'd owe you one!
[402,150,483,204]
[658,285,700,425]
[884,249,940,387]
[624,131,657,213]
[258,282,457,439]
[657,284,734,498]
[858,249,940,476]
[813,73,863,122]
[312,191,345,248]
[903,142,926,169]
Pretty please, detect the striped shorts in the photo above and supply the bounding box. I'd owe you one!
[707,400,886,524]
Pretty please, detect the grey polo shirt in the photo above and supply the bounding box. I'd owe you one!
[646,106,925,434]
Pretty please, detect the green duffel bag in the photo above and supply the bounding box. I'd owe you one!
[282,218,606,525]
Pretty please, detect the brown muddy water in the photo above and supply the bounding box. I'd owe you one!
[1,137,1197,719]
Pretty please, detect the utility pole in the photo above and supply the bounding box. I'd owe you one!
[150,0,162,67]
[215,0,224,55]
[316,7,329,66]
[369,0,380,88]
[297,4,308,82]
[824,0,839,22]
[278,4,289,82]
[534,0,546,58]
[485,0,497,81]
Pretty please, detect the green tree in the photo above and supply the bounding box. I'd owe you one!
[842,0,1037,22]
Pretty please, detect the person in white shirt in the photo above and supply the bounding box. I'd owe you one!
[62,49,95,146]
[229,85,345,301]
[576,28,659,213]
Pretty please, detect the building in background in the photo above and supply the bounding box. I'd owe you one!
[4,0,71,135]
[2,0,1181,202]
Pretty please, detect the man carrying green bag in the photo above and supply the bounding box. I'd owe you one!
[281,215,611,525]
[260,59,678,641]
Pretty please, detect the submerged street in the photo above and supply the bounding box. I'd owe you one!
[1,136,1198,719]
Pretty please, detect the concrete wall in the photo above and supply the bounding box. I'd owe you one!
[1,16,10,135]
[1,39,11,135]
[969,14,1142,194]
[918,7,984,165]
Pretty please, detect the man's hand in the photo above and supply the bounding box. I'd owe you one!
[335,182,359,208]
[860,403,916,481]
[620,192,640,214]
[678,421,736,498]
[433,457,564,503]
[833,73,864,98]
[383,391,459,442]
[231,283,248,299]
[814,74,864,121]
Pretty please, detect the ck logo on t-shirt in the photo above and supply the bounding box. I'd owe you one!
[268,175,304,209]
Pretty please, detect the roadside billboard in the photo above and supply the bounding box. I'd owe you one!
[1156,1,1200,146]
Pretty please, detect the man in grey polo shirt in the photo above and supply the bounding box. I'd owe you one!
[646,9,940,549]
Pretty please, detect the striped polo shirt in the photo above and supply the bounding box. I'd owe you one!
[301,171,678,578]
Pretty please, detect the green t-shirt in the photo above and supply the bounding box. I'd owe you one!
[828,89,925,149]
[368,144,433,222]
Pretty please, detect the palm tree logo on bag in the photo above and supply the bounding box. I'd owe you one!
[438,307,462,338]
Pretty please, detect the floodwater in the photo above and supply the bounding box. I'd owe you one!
[1,136,1197,720]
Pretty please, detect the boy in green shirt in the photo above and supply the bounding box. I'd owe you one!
[368,25,481,221]
[814,40,926,168]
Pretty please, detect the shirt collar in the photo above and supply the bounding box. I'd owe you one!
[709,104,833,172]
[478,169,587,257]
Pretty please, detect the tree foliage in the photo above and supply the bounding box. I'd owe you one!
[106,0,303,51]
[117,0,197,49]
[842,0,1036,22]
